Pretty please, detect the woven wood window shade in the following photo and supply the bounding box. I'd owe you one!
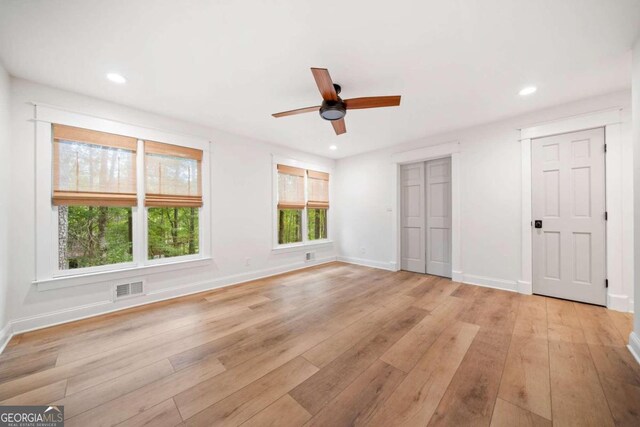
[144,141,203,207]
[52,124,138,206]
[277,164,305,209]
[307,170,329,209]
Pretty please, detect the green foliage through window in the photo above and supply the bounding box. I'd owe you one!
[278,209,302,244]
[58,206,133,270]
[307,209,327,240]
[148,207,199,259]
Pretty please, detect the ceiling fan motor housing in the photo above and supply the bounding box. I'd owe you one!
[320,98,346,121]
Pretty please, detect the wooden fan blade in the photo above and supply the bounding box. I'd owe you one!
[272,106,320,118]
[331,118,346,135]
[311,68,338,101]
[344,96,401,110]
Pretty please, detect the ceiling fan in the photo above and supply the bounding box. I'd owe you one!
[272,67,401,135]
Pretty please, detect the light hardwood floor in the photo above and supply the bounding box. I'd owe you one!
[1,262,638,426]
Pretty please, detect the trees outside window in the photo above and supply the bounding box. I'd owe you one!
[278,209,302,244]
[148,207,199,259]
[307,208,327,240]
[58,206,133,269]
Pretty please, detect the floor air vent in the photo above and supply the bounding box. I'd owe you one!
[114,281,145,300]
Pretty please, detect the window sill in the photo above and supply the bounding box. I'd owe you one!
[34,257,213,291]
[271,240,334,254]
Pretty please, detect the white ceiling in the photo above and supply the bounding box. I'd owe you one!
[1,0,639,158]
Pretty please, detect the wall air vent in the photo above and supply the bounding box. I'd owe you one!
[130,281,144,295]
[114,280,145,301]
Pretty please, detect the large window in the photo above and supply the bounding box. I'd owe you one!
[52,124,204,274]
[276,163,329,246]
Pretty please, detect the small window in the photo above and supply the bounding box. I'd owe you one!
[148,207,199,259]
[58,205,133,270]
[276,163,329,246]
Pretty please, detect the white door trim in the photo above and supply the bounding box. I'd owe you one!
[520,107,628,310]
[391,142,461,281]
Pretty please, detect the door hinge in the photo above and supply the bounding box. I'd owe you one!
[605,279,609,288]
[605,211,608,221]
[604,144,607,153]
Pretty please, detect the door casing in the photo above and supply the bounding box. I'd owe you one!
[520,108,626,310]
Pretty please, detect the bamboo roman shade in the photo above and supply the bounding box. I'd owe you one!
[307,170,329,209]
[144,141,203,207]
[52,124,138,206]
[277,164,305,209]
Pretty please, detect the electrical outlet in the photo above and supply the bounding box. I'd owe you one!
[245,257,251,266]
[360,247,366,255]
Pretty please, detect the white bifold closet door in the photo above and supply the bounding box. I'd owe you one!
[425,158,452,277]
[531,128,606,305]
[401,158,452,277]
[401,162,426,273]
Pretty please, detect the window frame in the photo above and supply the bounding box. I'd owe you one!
[34,104,211,287]
[272,156,333,251]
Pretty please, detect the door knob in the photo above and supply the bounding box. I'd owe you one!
[534,220,542,229]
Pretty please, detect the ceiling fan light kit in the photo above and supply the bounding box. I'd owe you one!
[320,102,346,121]
[272,67,401,135]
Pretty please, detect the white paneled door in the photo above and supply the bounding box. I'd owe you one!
[401,159,452,277]
[531,128,606,305]
[401,163,426,273]
[426,158,452,277]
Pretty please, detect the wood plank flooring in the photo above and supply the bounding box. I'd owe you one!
[1,262,638,426]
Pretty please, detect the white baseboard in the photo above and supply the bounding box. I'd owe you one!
[0,322,12,354]
[339,261,518,294]
[517,280,533,295]
[460,273,519,292]
[337,256,396,271]
[607,293,631,313]
[451,270,463,282]
[628,332,640,365]
[6,256,337,339]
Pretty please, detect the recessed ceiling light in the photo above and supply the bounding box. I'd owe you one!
[329,145,337,151]
[106,73,127,84]
[519,86,537,96]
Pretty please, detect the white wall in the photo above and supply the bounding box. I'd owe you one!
[5,78,337,335]
[631,39,640,360]
[0,62,10,346]
[335,90,634,309]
